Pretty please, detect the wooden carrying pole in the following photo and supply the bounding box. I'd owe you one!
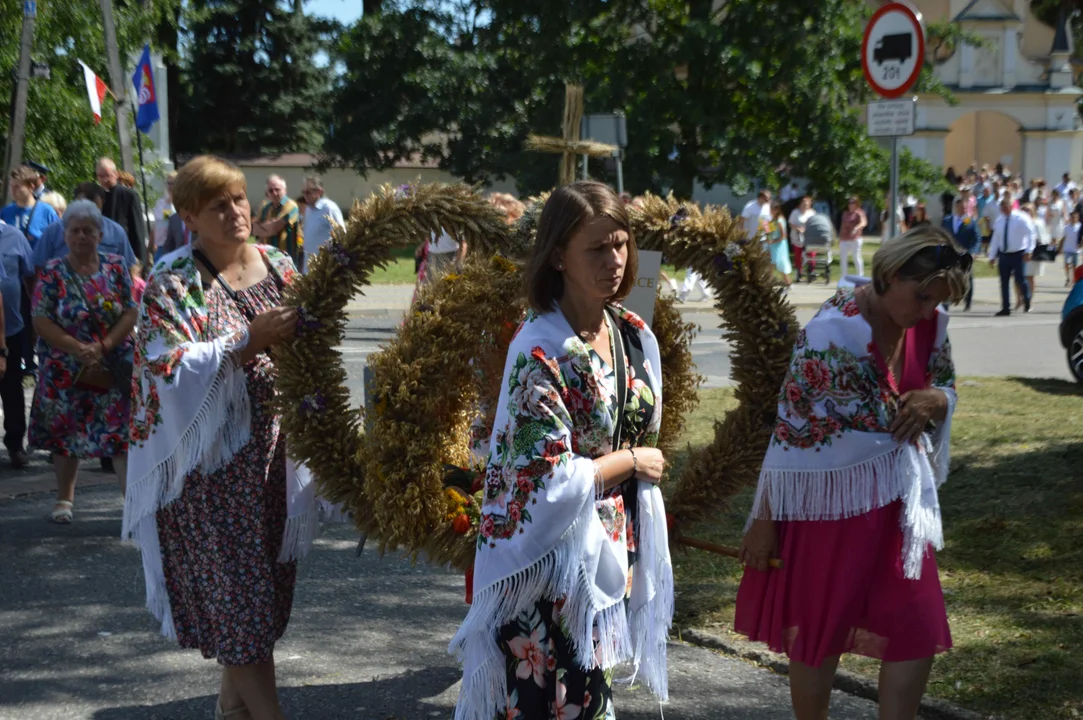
[675,535,785,570]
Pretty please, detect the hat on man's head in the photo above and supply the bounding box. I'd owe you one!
[23,161,49,176]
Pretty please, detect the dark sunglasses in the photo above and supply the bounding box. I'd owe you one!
[932,244,973,273]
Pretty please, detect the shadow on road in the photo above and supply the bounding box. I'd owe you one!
[1010,376,1081,396]
[91,666,463,720]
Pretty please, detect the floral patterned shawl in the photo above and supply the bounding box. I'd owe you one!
[748,285,957,579]
[450,304,673,720]
[121,243,318,639]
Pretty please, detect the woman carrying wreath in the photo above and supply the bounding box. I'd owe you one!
[450,181,673,720]
[123,156,317,720]
[735,226,970,720]
[30,198,136,523]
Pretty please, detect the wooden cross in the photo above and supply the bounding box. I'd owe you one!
[526,84,618,186]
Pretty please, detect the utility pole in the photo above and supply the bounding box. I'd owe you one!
[99,0,134,173]
[2,1,37,201]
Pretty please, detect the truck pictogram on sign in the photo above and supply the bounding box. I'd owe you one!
[873,33,913,65]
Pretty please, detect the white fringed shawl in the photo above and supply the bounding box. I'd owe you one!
[747,286,957,579]
[121,244,318,639]
[449,305,673,720]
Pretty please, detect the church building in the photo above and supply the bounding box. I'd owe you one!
[899,0,1082,213]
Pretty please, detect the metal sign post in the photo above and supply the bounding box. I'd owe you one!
[862,2,924,241]
[581,113,628,191]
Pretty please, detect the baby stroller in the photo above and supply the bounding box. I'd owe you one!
[802,212,834,284]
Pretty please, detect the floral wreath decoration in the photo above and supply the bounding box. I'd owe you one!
[276,183,797,572]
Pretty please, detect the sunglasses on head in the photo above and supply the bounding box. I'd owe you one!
[932,244,973,273]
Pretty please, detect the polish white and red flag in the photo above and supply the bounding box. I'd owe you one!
[77,60,108,124]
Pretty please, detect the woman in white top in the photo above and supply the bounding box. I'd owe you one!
[1047,189,1068,245]
[1023,202,1049,306]
[151,171,177,258]
[1062,210,1081,286]
[789,196,815,280]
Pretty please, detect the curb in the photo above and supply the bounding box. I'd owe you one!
[678,627,994,720]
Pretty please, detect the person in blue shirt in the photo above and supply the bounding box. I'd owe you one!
[2,166,59,247]
[4,166,59,377]
[0,224,32,467]
[34,182,136,271]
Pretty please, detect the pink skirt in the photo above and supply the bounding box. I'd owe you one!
[734,500,952,667]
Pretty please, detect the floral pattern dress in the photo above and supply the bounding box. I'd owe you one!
[496,316,657,720]
[153,249,297,666]
[28,253,134,458]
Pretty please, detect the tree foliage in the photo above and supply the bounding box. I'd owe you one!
[0,0,179,196]
[175,0,331,156]
[326,0,950,203]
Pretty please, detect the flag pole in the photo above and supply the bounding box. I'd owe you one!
[135,128,150,264]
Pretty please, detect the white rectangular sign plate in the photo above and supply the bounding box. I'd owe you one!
[867,99,915,137]
[623,250,662,326]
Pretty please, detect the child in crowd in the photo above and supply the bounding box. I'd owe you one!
[1063,211,1080,287]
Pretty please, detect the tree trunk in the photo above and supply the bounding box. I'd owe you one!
[363,0,382,16]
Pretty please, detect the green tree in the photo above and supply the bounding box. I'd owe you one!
[176,0,330,155]
[0,0,179,196]
[326,0,950,202]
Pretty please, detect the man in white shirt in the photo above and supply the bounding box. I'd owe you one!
[989,196,1036,315]
[780,182,800,204]
[1054,172,1076,198]
[300,176,345,271]
[740,190,772,239]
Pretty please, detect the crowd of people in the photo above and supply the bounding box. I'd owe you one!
[0,159,345,515]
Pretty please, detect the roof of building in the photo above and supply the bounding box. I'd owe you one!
[175,152,442,170]
[953,0,1021,23]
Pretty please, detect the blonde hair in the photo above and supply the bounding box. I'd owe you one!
[173,155,248,215]
[872,225,970,304]
[40,191,67,216]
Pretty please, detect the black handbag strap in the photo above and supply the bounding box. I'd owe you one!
[606,306,630,453]
[192,246,284,321]
[62,258,111,343]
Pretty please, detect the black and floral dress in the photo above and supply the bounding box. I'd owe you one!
[153,250,298,666]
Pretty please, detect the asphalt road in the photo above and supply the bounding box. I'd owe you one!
[0,284,1067,719]
[0,486,883,720]
[334,295,1072,406]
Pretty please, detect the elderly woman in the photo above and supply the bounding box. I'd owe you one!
[450,181,673,720]
[735,226,970,720]
[123,155,314,720]
[29,199,136,523]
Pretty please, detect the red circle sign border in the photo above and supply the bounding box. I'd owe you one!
[862,2,925,99]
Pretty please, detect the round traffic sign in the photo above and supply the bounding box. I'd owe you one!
[862,2,925,99]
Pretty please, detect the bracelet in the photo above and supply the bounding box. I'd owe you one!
[629,447,638,475]
[592,461,605,495]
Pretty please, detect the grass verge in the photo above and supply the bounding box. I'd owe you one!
[671,378,1083,720]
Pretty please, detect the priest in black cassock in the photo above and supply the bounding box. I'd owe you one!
[95,157,147,263]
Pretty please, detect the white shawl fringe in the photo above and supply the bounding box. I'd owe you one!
[748,439,947,580]
[448,492,632,720]
[620,485,673,699]
[122,354,252,638]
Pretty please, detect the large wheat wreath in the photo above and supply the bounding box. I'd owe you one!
[275,184,797,571]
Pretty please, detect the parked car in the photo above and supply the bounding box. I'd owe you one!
[1060,279,1083,382]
